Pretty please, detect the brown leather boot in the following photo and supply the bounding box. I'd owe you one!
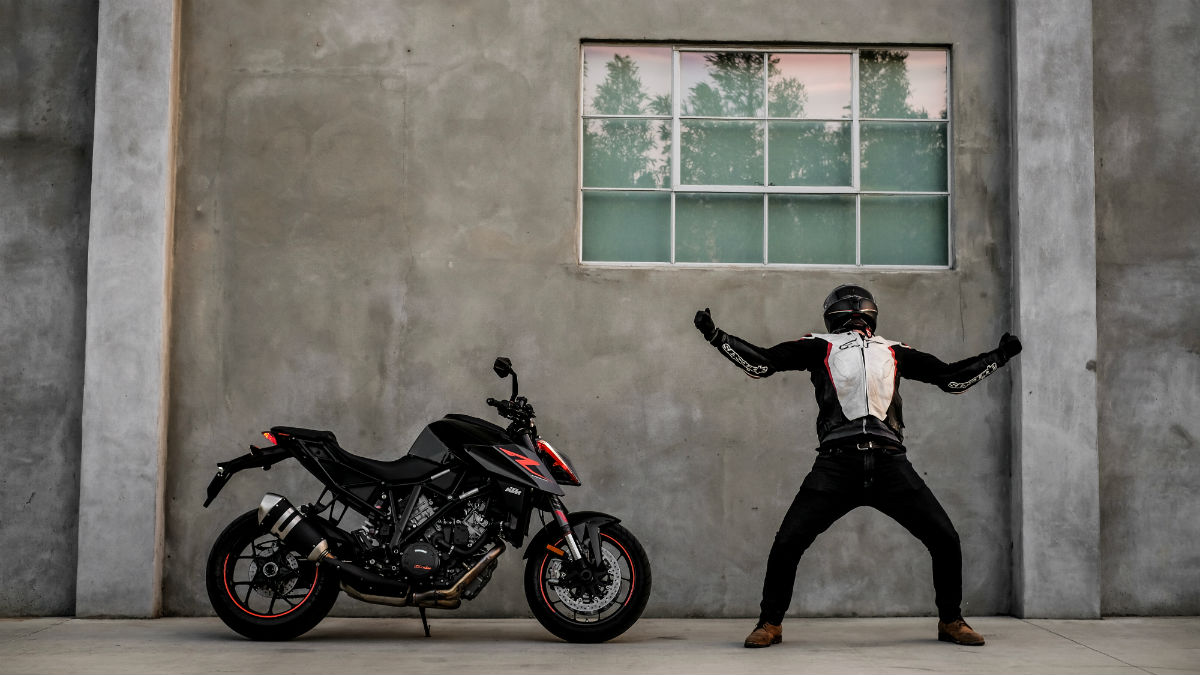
[937,617,985,646]
[744,622,782,648]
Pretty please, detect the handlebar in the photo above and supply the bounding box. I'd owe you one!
[487,396,535,422]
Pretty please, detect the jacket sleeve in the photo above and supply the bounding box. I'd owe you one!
[893,343,1012,394]
[707,329,825,379]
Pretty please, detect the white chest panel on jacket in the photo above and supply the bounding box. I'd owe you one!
[816,333,901,421]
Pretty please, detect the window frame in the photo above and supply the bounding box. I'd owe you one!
[578,43,954,270]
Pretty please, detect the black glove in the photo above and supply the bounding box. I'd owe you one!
[694,308,717,341]
[998,332,1022,361]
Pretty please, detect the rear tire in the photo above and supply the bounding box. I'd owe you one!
[524,522,651,643]
[206,510,340,641]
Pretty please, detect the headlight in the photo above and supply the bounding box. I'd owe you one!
[536,440,581,486]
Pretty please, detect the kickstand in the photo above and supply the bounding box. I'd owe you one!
[419,606,431,638]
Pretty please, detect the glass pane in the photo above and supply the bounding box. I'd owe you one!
[860,195,948,265]
[860,122,947,191]
[768,195,856,264]
[583,119,670,188]
[676,193,763,263]
[860,49,947,119]
[768,121,851,186]
[680,52,765,117]
[769,53,852,119]
[680,120,763,185]
[583,46,672,116]
[582,191,671,262]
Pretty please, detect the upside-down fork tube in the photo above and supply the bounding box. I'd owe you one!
[548,496,585,562]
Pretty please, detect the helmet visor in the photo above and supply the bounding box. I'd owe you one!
[824,296,878,319]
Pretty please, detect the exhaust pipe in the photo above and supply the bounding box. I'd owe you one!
[411,541,505,609]
[340,542,505,609]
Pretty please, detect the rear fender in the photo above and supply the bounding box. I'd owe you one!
[522,510,620,559]
[203,445,292,507]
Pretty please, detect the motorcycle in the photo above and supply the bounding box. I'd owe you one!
[202,357,651,642]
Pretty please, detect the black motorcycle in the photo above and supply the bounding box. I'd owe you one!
[203,358,651,642]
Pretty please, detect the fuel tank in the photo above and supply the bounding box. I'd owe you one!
[406,414,514,464]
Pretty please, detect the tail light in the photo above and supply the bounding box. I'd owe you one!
[261,431,278,446]
[536,439,581,486]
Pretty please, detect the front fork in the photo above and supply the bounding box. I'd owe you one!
[548,496,586,562]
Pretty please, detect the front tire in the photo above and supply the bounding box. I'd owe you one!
[524,521,651,643]
[205,510,340,641]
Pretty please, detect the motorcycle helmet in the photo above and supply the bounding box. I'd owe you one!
[822,284,878,334]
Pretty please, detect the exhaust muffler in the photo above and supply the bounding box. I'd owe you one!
[256,493,407,597]
[257,493,333,562]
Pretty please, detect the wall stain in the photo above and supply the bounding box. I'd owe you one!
[1170,424,1195,448]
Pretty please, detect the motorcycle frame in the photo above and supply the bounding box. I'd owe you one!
[206,430,569,556]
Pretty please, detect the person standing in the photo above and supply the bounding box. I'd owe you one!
[693,285,1022,648]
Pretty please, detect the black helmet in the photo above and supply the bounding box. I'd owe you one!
[822,285,878,334]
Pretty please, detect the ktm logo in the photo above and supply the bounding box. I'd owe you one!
[501,448,548,480]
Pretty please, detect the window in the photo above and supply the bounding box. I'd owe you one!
[580,45,950,267]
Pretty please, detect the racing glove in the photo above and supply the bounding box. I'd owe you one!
[694,308,718,342]
[998,332,1023,362]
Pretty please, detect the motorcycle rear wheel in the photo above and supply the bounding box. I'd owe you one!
[524,522,651,643]
[205,510,340,641]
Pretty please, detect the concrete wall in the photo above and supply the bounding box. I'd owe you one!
[9,0,1195,620]
[1093,0,1200,615]
[1009,0,1100,618]
[76,0,179,618]
[164,0,1014,618]
[0,1,96,616]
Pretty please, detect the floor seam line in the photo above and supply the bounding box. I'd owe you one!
[1019,619,1154,675]
[0,618,71,644]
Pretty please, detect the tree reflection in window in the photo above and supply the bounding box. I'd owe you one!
[583,54,670,188]
[859,50,947,193]
[580,45,949,266]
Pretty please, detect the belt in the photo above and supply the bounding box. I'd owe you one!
[819,440,905,455]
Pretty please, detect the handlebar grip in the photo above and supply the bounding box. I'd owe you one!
[486,397,499,407]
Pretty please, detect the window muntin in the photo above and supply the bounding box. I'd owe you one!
[581,45,950,267]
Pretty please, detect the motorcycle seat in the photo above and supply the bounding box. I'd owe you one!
[271,426,338,443]
[271,426,438,483]
[336,451,439,483]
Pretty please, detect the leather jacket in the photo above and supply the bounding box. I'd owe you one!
[707,329,1013,448]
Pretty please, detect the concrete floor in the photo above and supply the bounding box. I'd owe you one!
[0,616,1197,674]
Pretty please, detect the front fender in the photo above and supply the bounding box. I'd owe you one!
[522,510,621,559]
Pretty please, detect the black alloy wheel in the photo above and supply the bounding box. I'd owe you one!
[524,522,651,643]
[205,510,340,641]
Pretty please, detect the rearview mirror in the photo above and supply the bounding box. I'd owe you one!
[493,357,513,379]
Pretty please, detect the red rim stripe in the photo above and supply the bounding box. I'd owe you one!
[223,553,318,619]
[538,533,636,615]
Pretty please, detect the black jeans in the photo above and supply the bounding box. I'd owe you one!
[758,448,963,625]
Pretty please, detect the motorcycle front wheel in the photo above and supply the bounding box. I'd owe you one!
[524,521,651,643]
[205,510,340,641]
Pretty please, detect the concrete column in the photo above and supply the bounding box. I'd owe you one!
[77,0,179,617]
[1009,0,1101,618]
